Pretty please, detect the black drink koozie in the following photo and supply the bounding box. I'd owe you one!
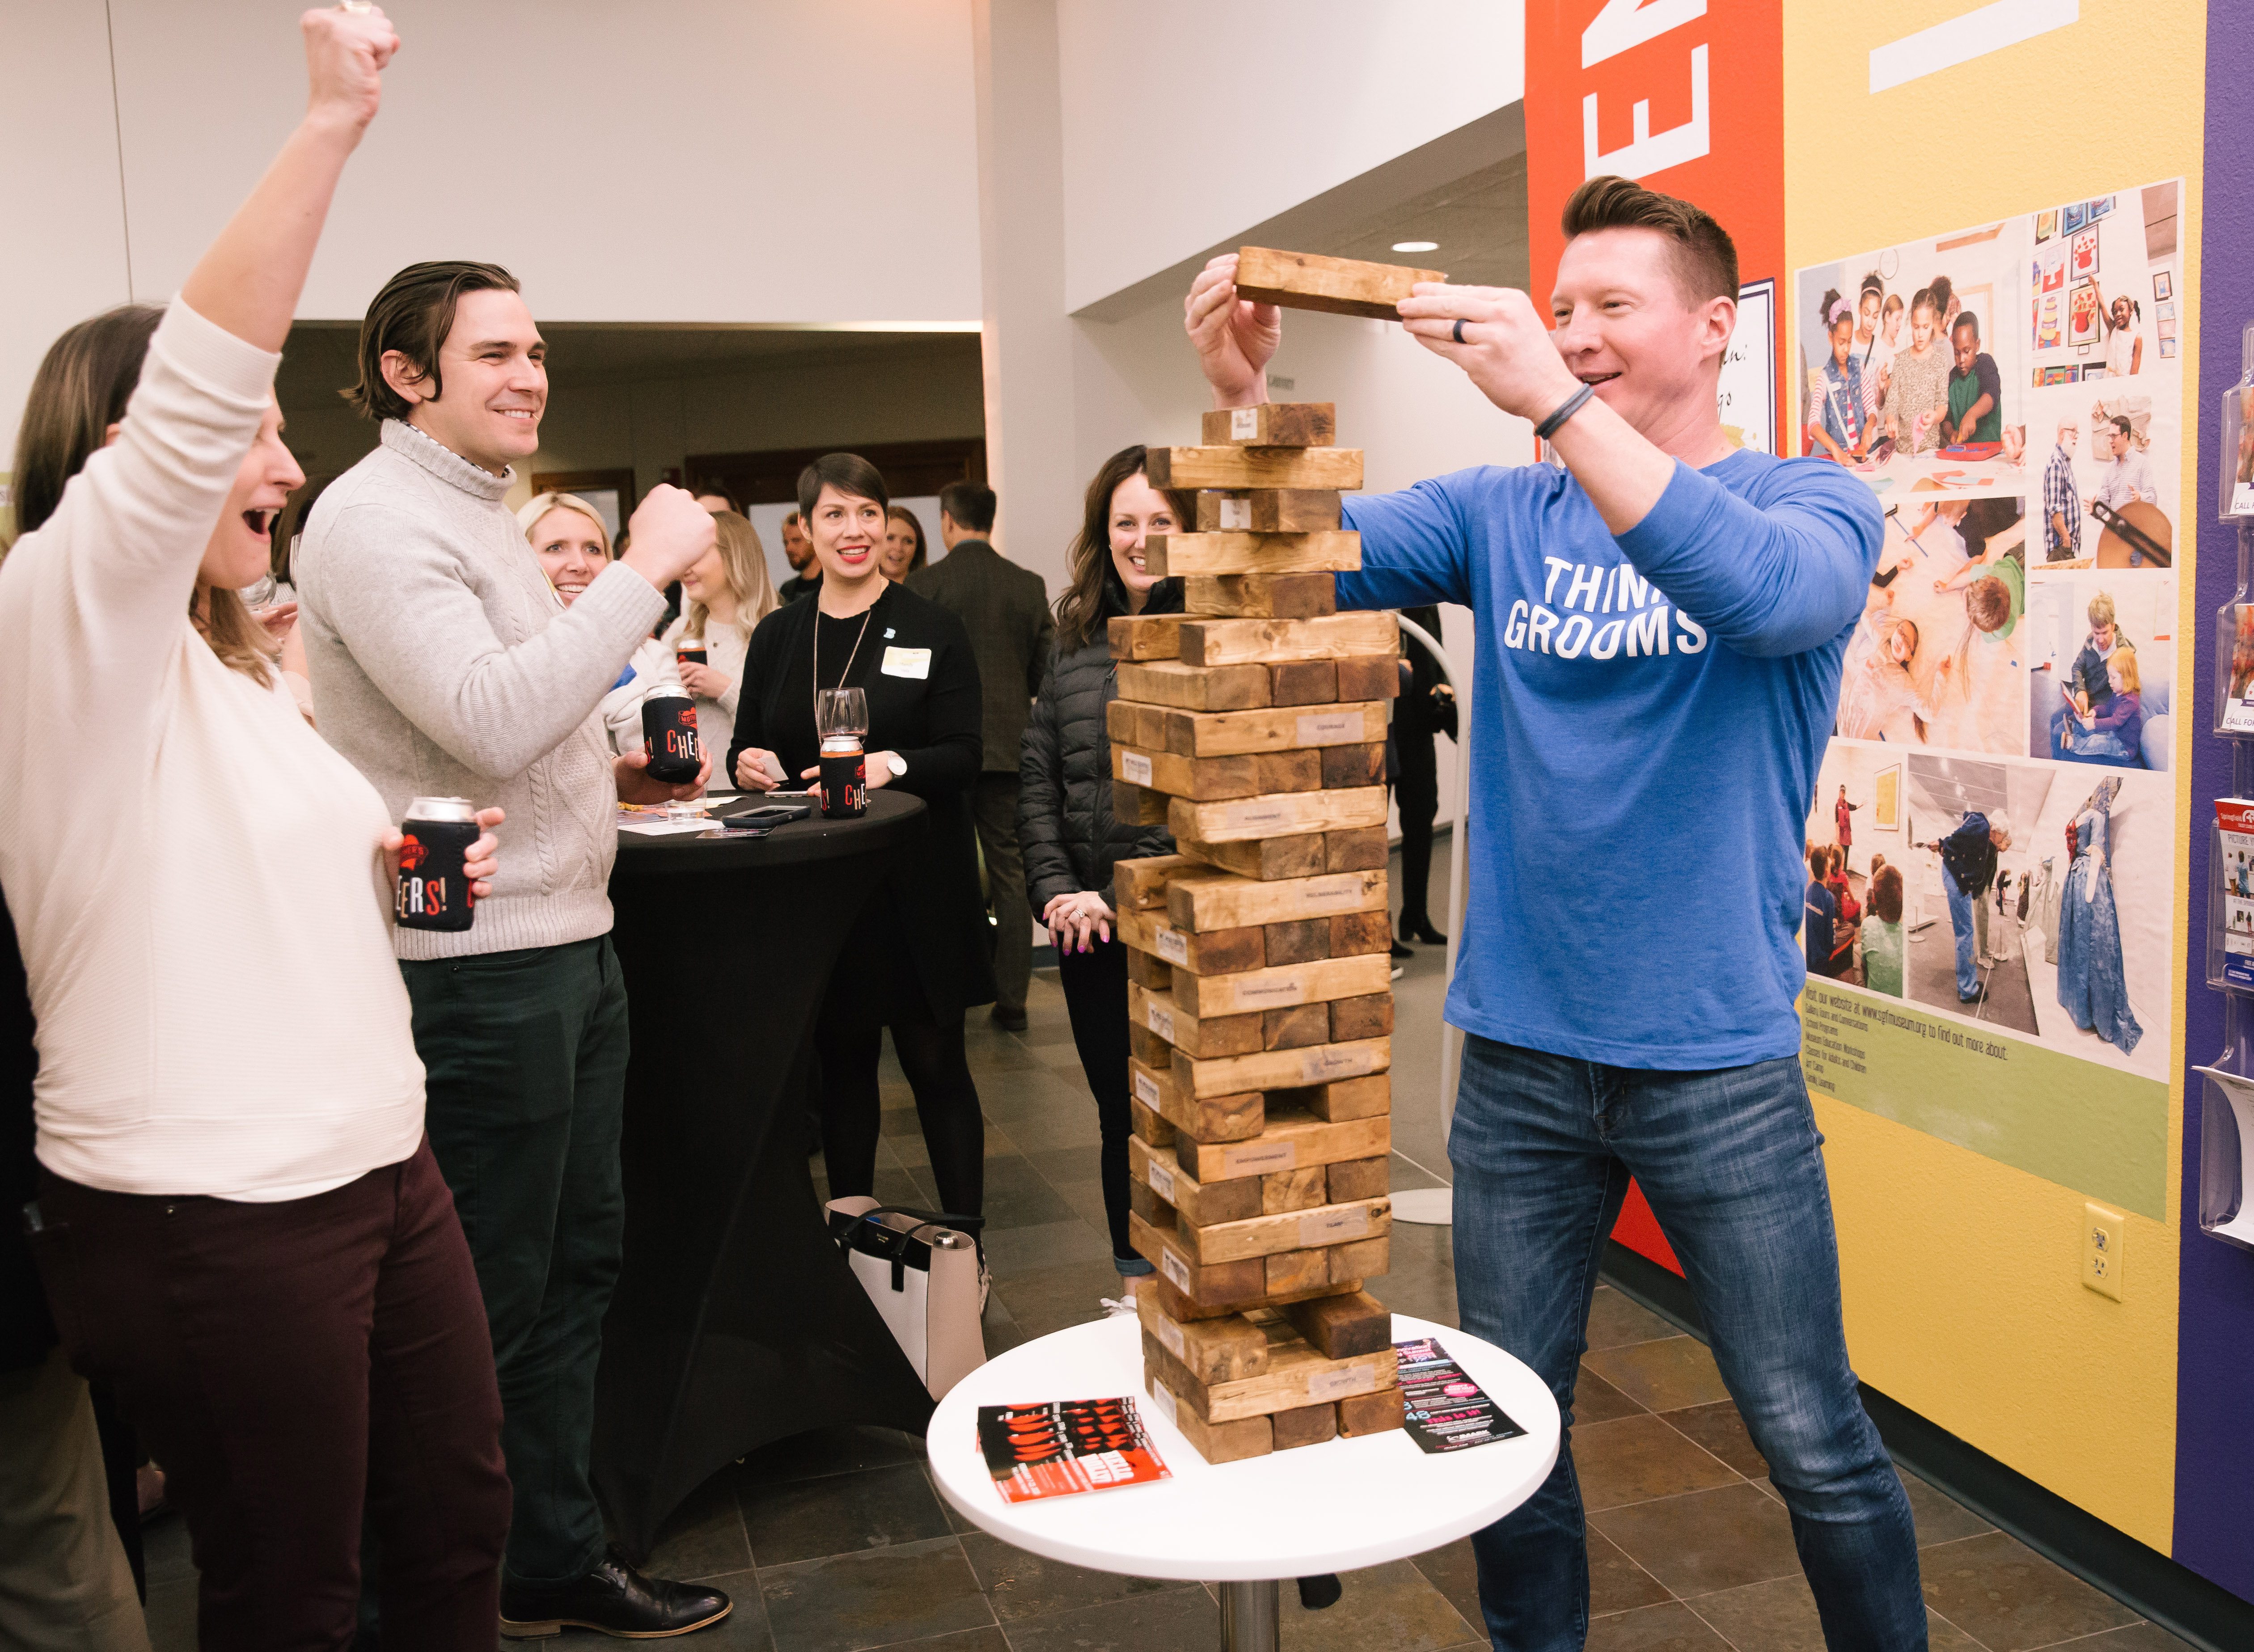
[397,818,478,933]
[819,750,867,819]
[641,694,702,783]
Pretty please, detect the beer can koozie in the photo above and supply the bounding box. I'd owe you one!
[676,639,707,667]
[640,689,702,783]
[397,796,478,933]
[819,739,867,819]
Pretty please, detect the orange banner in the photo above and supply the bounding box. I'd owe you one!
[1524,0,1785,1270]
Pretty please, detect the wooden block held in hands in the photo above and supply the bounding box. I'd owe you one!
[1149,530,1360,579]
[1116,659,1271,712]
[1185,573,1337,620]
[1271,1401,1339,1450]
[1196,490,1343,533]
[1336,1384,1406,1438]
[1169,786,1388,846]
[1235,245,1445,321]
[1330,993,1395,1042]
[1327,1155,1390,1204]
[1201,403,1337,448]
[1169,868,1386,932]
[1157,701,1387,759]
[1284,1290,1393,1359]
[1145,447,1363,492]
[1179,612,1398,668]
[1108,613,1189,661]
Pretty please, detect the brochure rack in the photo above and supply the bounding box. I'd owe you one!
[2199,324,2254,1249]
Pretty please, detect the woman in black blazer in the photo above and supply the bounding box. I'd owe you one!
[727,455,996,1232]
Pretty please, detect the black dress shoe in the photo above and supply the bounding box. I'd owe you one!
[1389,939,1413,960]
[1403,918,1448,946]
[500,1548,731,1639]
[990,1004,1029,1032]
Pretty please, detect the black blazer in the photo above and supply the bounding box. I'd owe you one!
[727,583,996,1019]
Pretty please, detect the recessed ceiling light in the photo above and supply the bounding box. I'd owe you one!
[1392,241,1439,253]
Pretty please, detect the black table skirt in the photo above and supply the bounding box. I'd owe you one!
[594,791,938,1559]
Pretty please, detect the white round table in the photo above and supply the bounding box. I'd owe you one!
[925,1312,1560,1652]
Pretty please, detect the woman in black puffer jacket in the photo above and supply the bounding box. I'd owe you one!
[1018,446,1194,1294]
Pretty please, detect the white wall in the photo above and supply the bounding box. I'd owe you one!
[1055,0,1526,313]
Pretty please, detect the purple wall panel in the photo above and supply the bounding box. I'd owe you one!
[2174,12,2254,1600]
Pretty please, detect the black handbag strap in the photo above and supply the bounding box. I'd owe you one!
[829,1205,984,1293]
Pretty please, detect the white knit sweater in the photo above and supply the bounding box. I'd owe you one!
[0,301,425,1200]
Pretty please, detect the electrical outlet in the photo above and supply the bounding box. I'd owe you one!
[2083,1203,2125,1301]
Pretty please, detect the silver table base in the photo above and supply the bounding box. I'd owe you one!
[1218,1579,1279,1652]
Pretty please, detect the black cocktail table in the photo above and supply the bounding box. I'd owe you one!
[594,791,935,1559]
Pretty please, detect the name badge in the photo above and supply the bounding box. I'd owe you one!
[881,646,931,679]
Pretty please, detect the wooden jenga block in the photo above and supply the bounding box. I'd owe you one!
[1105,698,1167,751]
[1329,1235,1390,1282]
[1263,918,1330,967]
[1334,655,1400,700]
[1114,853,1196,912]
[1145,448,1364,492]
[1129,1176,1174,1229]
[1153,1274,1358,1323]
[1326,1156,1390,1205]
[1131,1135,1263,1227]
[1179,833,1328,883]
[1108,613,1190,661]
[1330,993,1394,1041]
[1133,1055,1262,1142]
[1174,1195,1390,1268]
[1184,573,1337,619]
[1336,1385,1406,1438]
[1111,779,1170,826]
[1180,612,1396,668]
[1267,659,1337,705]
[1175,1108,1392,1184]
[1252,748,1323,793]
[1129,983,1261,1061]
[1146,1367,1274,1463]
[1326,827,1391,871]
[1171,951,1390,1022]
[1329,911,1395,958]
[1264,1247,1332,1296]
[1130,1095,1175,1148]
[1234,246,1445,320]
[1143,1322,1398,1422]
[1271,1073,1391,1123]
[1196,490,1343,533]
[1125,948,1173,991]
[1146,532,1361,580]
[1201,402,1337,448]
[1131,1212,1265,1305]
[1119,909,1264,976]
[1112,746,1263,801]
[1284,1289,1393,1359]
[1153,701,1387,758]
[1262,1002,1331,1050]
[1137,1292,1269,1383]
[1173,1037,1389,1101]
[1128,1019,1173,1068]
[1168,787,1387,846]
[1116,659,1270,712]
[1262,1165,1330,1214]
[1321,742,1388,788]
[1169,868,1386,932]
[1271,1402,1339,1450]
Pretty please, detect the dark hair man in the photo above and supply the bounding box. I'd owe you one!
[1943,312,2002,445]
[296,261,731,1639]
[1186,174,1924,1645]
[777,509,820,602]
[910,480,1051,1030]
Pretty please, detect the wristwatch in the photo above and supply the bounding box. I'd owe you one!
[886,754,908,778]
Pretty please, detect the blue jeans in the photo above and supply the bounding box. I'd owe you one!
[1943,864,1978,998]
[1450,1038,1925,1651]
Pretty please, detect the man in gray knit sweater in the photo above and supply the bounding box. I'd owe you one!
[296,261,729,1640]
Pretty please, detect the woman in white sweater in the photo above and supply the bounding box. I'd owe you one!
[662,507,779,756]
[518,489,677,752]
[0,12,512,1648]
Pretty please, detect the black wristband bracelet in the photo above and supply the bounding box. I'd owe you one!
[1534,381,1597,442]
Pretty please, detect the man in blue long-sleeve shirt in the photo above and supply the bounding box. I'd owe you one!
[1186,176,1923,1651]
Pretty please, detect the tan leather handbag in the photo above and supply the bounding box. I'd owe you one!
[825,1198,986,1399]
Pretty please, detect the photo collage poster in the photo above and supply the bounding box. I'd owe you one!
[1791,179,2182,1221]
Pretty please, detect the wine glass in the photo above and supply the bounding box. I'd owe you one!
[818,687,868,752]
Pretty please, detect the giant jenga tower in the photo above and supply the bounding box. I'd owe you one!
[1108,248,1443,1463]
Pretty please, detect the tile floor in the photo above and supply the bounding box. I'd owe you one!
[138,851,2193,1651]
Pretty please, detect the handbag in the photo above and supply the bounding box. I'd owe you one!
[824,1197,985,1399]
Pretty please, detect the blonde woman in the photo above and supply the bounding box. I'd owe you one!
[516,490,677,755]
[661,509,776,756]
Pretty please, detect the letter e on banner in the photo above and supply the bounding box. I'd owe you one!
[1527,0,1784,469]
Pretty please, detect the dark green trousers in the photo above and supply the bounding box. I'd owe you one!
[402,937,628,1585]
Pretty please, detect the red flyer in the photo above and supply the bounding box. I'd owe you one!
[978,1398,1171,1503]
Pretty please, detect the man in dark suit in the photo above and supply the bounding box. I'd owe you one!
[909,482,1053,1031]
